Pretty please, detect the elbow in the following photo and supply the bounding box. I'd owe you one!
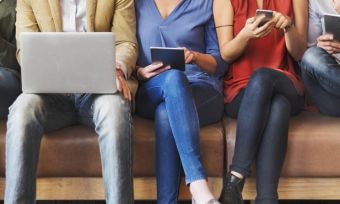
[221,52,235,63]
[290,45,308,61]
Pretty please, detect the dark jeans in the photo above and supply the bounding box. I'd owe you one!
[225,68,303,204]
[136,70,224,204]
[300,47,340,116]
[0,67,21,119]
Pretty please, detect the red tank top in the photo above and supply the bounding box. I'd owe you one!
[224,0,304,103]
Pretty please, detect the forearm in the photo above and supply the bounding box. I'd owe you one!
[220,32,250,62]
[116,41,138,78]
[285,26,307,60]
[193,52,217,74]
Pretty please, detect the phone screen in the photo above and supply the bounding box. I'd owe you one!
[256,9,273,27]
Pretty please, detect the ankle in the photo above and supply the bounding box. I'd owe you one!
[190,179,216,204]
[231,171,244,180]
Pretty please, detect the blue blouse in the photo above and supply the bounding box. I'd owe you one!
[135,0,229,92]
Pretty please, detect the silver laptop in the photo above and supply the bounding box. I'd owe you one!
[20,32,117,94]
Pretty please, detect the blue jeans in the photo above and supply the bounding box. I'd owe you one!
[301,47,340,116]
[5,93,133,204]
[136,70,224,204]
[0,67,21,119]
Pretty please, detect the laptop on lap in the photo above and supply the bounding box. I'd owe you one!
[20,32,117,94]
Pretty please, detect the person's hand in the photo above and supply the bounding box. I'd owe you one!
[184,47,198,64]
[116,63,132,101]
[136,62,170,81]
[334,0,340,13]
[317,34,340,54]
[239,15,275,40]
[272,11,292,30]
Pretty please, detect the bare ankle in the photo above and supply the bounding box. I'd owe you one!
[190,179,215,204]
[231,171,244,179]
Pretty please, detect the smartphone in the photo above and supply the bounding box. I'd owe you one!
[256,9,273,27]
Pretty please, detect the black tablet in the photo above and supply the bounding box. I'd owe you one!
[324,13,340,42]
[150,47,185,71]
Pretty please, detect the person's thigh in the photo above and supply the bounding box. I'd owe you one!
[8,93,77,132]
[245,68,303,115]
[0,67,21,119]
[136,71,176,118]
[301,47,340,96]
[73,93,132,128]
[224,90,245,119]
[191,82,224,127]
[302,69,340,116]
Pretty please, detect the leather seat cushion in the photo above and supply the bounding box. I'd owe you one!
[0,116,224,177]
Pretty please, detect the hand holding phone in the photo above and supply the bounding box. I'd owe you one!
[256,9,273,27]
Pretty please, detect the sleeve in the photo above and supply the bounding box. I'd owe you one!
[16,0,40,65]
[112,0,138,79]
[307,0,323,47]
[205,16,229,78]
[0,36,20,70]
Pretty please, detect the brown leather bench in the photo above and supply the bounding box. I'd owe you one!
[1,111,340,201]
[0,116,224,200]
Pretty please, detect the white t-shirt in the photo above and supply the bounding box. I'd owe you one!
[308,0,340,63]
[60,0,87,32]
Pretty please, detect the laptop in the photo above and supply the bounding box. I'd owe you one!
[20,32,117,94]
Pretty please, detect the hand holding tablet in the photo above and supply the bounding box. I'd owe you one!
[150,47,186,71]
[324,14,340,42]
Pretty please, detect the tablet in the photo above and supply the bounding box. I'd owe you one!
[150,47,185,71]
[324,13,340,42]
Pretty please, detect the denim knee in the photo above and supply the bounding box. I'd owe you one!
[161,70,190,96]
[301,47,328,74]
[8,94,45,127]
[92,94,131,138]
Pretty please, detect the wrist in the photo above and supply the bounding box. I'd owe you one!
[238,30,252,41]
[192,51,198,63]
[136,66,146,81]
[284,18,294,33]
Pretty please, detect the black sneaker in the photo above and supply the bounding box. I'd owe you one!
[219,172,245,204]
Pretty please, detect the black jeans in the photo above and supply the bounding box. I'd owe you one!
[301,47,340,116]
[225,68,303,204]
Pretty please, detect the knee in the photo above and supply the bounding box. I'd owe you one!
[0,68,20,89]
[8,94,45,121]
[248,68,274,89]
[0,69,21,98]
[6,94,45,140]
[161,70,189,93]
[301,47,328,74]
[93,94,131,125]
